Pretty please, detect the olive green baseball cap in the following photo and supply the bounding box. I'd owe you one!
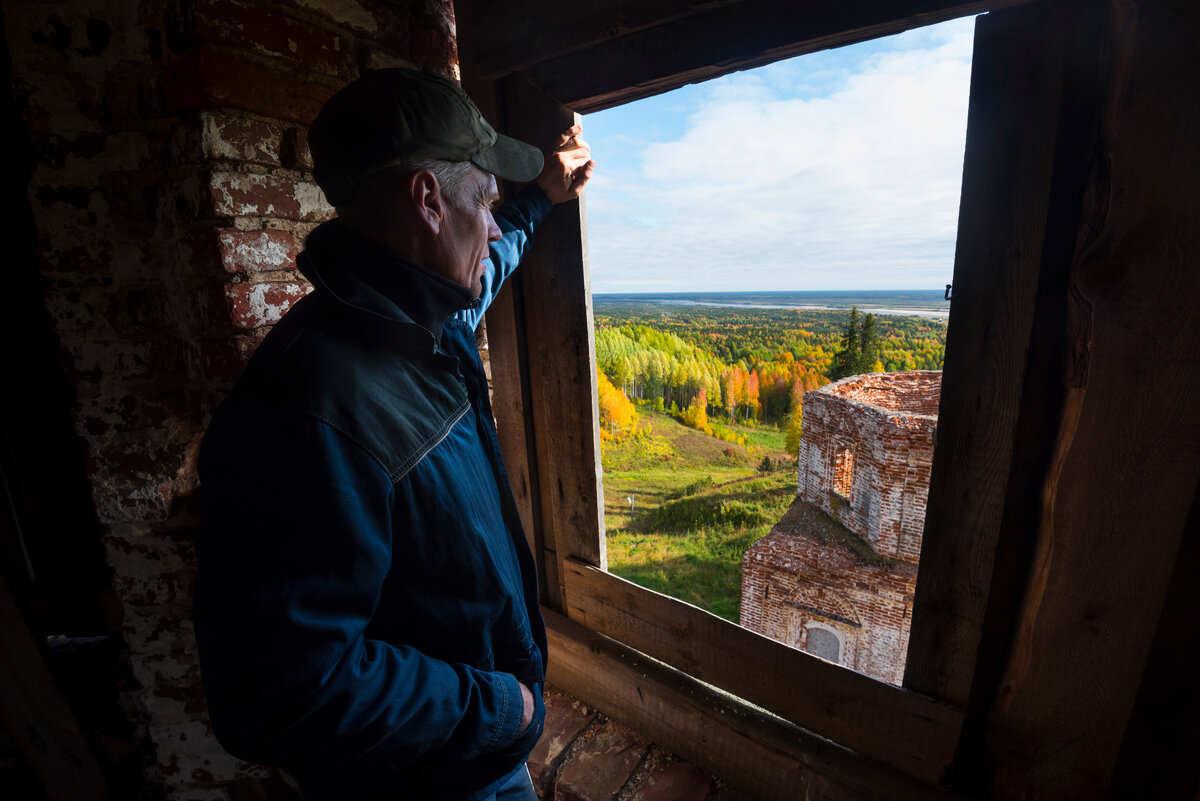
[308,68,545,206]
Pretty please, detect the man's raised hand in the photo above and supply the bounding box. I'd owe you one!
[536,124,595,204]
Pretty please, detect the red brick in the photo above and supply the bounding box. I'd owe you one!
[164,49,335,126]
[191,0,354,79]
[555,722,649,801]
[224,282,310,329]
[235,331,268,361]
[528,688,597,796]
[206,171,333,221]
[193,335,258,380]
[627,758,712,801]
[217,228,298,273]
[282,127,313,171]
[409,22,458,77]
[200,112,284,166]
[705,784,756,801]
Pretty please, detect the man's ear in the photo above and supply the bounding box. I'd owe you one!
[410,170,444,235]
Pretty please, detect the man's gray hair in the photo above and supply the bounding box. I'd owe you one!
[407,159,477,204]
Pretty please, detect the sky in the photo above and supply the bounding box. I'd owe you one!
[581,16,977,293]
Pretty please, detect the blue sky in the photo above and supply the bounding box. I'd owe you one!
[582,16,977,293]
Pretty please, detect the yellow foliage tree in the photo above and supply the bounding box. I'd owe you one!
[785,402,804,455]
[597,369,639,439]
[681,388,709,432]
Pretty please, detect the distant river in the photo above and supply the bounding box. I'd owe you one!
[593,290,951,320]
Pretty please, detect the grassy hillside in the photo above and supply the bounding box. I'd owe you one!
[601,408,797,622]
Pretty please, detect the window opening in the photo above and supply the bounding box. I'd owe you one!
[584,17,966,686]
[833,445,855,500]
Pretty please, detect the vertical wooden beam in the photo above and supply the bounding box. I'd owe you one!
[1105,483,1200,801]
[966,0,1200,797]
[905,2,1064,708]
[496,75,607,610]
[461,71,550,601]
[0,570,107,801]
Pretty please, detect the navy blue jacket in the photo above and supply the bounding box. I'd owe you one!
[194,188,552,800]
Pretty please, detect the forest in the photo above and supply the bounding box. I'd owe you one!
[594,303,946,445]
[593,302,948,621]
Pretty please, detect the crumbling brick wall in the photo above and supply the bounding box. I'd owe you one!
[741,372,940,685]
[4,1,459,797]
[740,517,918,685]
[797,371,939,561]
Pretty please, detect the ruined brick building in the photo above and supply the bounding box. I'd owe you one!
[741,371,941,685]
[3,2,1198,800]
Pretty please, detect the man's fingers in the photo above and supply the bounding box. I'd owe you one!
[556,138,590,159]
[559,153,592,171]
[569,159,596,190]
[551,124,582,150]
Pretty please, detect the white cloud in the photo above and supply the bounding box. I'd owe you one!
[585,18,976,292]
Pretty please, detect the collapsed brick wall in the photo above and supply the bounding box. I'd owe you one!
[797,371,939,562]
[4,1,459,797]
[741,372,940,685]
[740,510,918,685]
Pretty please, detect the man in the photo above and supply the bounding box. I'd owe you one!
[192,68,594,801]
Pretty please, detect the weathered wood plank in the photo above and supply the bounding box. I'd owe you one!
[517,0,1037,112]
[0,571,107,801]
[1105,484,1200,801]
[460,75,548,597]
[460,0,747,80]
[903,2,1064,708]
[498,76,607,611]
[562,560,962,783]
[979,0,1200,796]
[545,607,963,801]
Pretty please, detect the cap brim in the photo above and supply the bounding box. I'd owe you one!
[471,133,544,183]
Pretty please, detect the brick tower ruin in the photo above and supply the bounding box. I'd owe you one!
[740,371,941,685]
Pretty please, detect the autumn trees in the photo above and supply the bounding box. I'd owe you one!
[592,304,945,452]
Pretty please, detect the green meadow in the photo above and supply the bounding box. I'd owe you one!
[600,408,797,623]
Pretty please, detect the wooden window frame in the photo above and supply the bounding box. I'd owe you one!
[457,0,1065,794]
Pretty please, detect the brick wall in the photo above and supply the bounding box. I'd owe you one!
[741,372,940,685]
[798,371,939,561]
[3,1,459,797]
[740,505,918,685]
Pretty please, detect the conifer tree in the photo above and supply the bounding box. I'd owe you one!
[830,306,861,380]
[858,313,879,374]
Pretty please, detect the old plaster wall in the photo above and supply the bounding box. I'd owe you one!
[3,1,458,796]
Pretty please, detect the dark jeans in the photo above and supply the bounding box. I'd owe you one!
[483,765,537,801]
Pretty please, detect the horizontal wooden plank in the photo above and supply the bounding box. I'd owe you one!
[517,0,1036,112]
[545,607,962,801]
[562,560,962,783]
[460,0,747,80]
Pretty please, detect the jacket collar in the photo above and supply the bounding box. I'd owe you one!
[298,220,480,344]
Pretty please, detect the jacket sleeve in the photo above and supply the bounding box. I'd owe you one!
[456,184,554,330]
[192,400,529,771]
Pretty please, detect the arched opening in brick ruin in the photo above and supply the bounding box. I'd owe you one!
[804,626,843,663]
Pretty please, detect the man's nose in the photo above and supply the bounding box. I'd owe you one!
[487,214,502,242]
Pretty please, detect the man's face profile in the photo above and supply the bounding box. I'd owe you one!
[429,167,503,298]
